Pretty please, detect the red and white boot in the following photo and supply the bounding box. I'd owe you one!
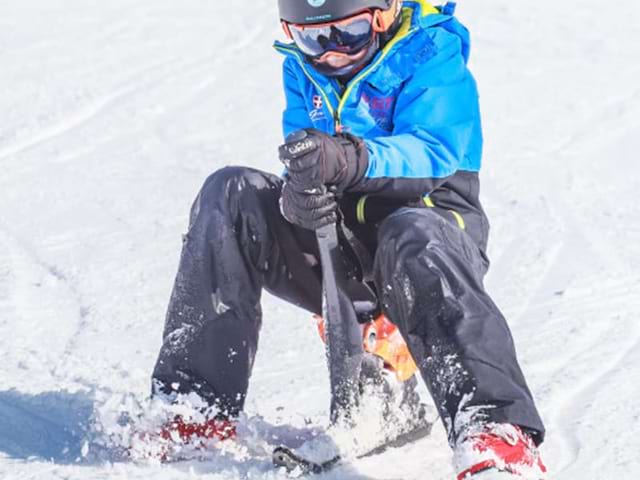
[159,415,236,445]
[454,424,547,479]
[131,415,236,461]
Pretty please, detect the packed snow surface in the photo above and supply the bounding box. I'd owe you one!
[1,1,639,479]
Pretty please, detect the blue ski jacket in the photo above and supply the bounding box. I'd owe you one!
[275,1,489,250]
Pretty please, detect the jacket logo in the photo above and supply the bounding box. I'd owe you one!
[364,94,394,112]
[309,95,326,122]
[362,92,396,131]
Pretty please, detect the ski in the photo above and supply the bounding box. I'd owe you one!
[272,418,434,475]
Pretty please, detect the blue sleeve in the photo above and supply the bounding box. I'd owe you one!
[282,58,313,140]
[353,27,482,197]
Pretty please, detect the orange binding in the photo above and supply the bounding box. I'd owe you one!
[314,313,418,382]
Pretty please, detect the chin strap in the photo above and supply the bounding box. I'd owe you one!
[378,12,404,49]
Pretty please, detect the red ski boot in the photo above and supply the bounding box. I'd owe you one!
[455,424,547,479]
[159,415,236,444]
[131,415,236,461]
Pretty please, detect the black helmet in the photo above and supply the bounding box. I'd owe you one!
[278,0,395,25]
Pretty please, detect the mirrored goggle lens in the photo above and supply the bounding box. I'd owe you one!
[289,16,373,58]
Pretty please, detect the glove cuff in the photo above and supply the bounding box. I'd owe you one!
[336,133,369,193]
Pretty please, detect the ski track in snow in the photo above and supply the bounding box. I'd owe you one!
[0,222,91,384]
[0,55,213,162]
[1,0,640,479]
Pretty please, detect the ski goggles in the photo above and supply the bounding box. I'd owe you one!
[283,10,386,59]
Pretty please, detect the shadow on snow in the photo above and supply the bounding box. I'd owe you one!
[0,389,95,464]
[0,389,382,479]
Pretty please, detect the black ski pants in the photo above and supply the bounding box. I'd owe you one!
[152,167,545,445]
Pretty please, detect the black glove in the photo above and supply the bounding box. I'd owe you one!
[279,180,338,231]
[279,129,368,193]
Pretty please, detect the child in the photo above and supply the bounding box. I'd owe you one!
[152,1,547,477]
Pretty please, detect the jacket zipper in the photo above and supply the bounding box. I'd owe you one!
[277,2,441,133]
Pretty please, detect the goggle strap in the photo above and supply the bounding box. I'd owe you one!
[281,21,293,40]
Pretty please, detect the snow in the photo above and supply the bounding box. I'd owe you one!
[1,0,639,478]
